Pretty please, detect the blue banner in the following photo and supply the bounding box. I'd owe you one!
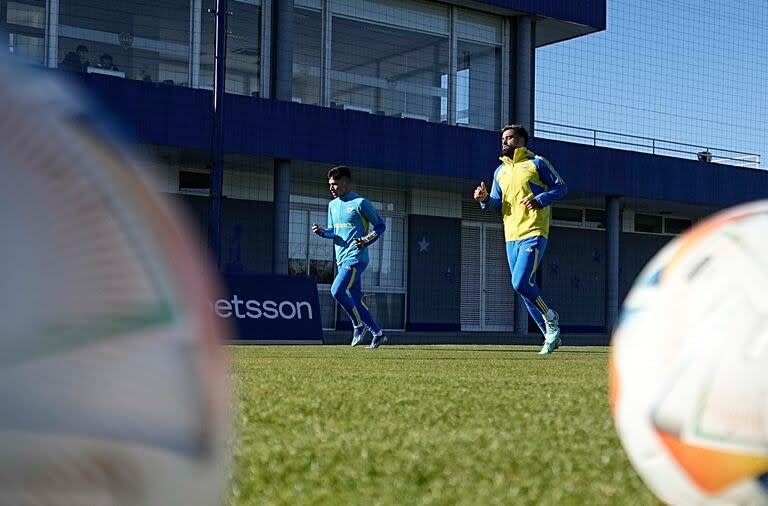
[216,274,323,343]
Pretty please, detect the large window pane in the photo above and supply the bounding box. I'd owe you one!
[293,6,322,105]
[200,0,261,95]
[288,208,334,283]
[330,15,448,120]
[288,208,309,275]
[6,1,45,66]
[363,216,405,288]
[289,180,406,330]
[308,210,334,284]
[58,0,189,85]
[353,293,405,330]
[456,40,501,129]
[455,9,502,130]
[635,213,663,234]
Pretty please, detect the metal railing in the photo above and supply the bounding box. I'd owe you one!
[535,120,762,170]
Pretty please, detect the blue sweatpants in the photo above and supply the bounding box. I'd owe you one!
[506,235,552,335]
[330,260,382,334]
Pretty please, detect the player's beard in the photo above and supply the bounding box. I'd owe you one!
[501,145,515,157]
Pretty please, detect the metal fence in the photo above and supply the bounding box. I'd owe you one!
[535,120,762,170]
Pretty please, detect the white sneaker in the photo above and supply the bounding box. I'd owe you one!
[351,325,368,347]
[538,311,561,355]
[368,332,388,349]
[538,336,561,355]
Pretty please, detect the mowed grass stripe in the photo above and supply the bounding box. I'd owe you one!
[229,345,659,506]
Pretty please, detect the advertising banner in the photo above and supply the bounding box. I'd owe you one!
[216,274,323,343]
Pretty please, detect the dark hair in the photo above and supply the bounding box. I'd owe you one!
[76,45,88,53]
[327,165,351,180]
[100,53,112,62]
[501,124,528,145]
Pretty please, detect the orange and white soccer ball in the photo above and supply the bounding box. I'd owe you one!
[0,55,231,504]
[610,201,768,505]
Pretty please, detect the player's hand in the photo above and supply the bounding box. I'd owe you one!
[311,223,323,236]
[521,197,541,210]
[354,237,366,250]
[473,181,488,202]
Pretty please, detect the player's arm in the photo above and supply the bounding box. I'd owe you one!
[354,199,386,249]
[532,157,567,208]
[311,207,334,238]
[479,167,503,210]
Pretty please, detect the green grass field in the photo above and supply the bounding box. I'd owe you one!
[228,345,659,505]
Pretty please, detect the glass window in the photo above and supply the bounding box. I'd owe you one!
[456,9,502,45]
[288,208,310,276]
[58,0,190,84]
[355,292,405,330]
[332,0,448,34]
[454,40,501,129]
[664,217,692,235]
[330,4,449,121]
[6,1,46,66]
[584,208,606,228]
[292,5,322,105]
[453,8,502,130]
[289,181,407,330]
[635,213,663,234]
[200,0,261,95]
[308,210,335,284]
[289,208,334,284]
[363,216,406,289]
[552,207,583,223]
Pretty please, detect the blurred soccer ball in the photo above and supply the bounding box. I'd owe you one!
[610,201,768,505]
[0,56,231,504]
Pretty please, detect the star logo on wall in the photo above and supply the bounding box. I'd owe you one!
[417,236,430,253]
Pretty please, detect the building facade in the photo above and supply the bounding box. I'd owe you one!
[6,0,768,342]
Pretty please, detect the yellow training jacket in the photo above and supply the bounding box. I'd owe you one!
[480,147,568,241]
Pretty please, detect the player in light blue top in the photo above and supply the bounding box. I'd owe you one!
[312,166,388,349]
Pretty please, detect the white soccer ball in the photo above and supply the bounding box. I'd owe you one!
[0,55,231,505]
[610,200,768,506]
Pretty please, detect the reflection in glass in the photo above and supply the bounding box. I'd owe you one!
[293,6,322,105]
[310,259,334,284]
[331,17,448,121]
[58,0,190,84]
[200,0,261,95]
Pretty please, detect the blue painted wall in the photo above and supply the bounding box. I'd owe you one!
[407,215,462,331]
[472,0,605,30]
[171,194,274,274]
[82,75,768,209]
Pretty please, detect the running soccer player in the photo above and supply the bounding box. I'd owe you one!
[311,165,388,349]
[473,124,568,355]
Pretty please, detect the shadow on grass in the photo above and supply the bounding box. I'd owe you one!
[382,346,610,355]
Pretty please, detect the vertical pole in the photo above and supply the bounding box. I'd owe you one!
[189,0,202,88]
[447,6,457,125]
[46,0,60,68]
[513,15,535,133]
[513,15,536,336]
[606,196,621,333]
[208,0,228,269]
[272,0,294,274]
[320,0,331,107]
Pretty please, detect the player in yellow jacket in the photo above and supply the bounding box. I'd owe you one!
[474,124,568,355]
